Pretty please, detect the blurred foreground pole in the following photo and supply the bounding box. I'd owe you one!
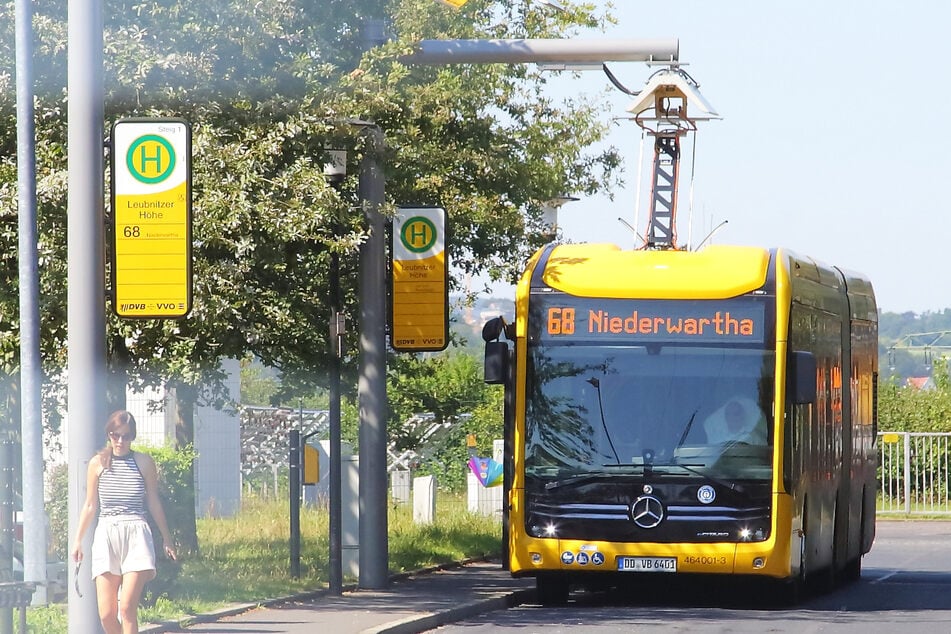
[67,0,107,630]
[15,0,48,607]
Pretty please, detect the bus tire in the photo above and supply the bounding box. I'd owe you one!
[536,573,569,605]
[785,536,808,605]
[781,503,809,605]
[843,556,862,583]
[842,495,865,583]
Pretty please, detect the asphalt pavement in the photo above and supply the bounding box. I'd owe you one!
[139,559,535,634]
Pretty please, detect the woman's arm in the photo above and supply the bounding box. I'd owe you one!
[70,456,102,562]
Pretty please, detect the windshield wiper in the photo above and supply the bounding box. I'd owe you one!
[544,470,644,491]
[587,377,620,464]
[676,409,698,449]
[653,461,749,495]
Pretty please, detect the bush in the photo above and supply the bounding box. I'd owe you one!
[47,463,68,560]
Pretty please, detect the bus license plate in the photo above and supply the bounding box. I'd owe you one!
[617,557,677,572]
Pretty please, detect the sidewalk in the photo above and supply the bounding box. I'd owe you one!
[140,559,536,634]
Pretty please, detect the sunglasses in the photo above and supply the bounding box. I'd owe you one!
[109,432,133,443]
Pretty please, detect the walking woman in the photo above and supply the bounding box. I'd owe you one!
[71,410,177,634]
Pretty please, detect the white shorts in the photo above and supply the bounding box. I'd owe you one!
[91,515,157,579]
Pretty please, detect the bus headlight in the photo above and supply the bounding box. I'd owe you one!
[529,522,558,538]
[739,527,768,542]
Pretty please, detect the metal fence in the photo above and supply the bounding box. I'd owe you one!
[878,431,951,515]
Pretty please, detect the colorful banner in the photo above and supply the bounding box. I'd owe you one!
[468,456,503,487]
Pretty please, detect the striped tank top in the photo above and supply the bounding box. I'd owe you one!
[98,452,146,517]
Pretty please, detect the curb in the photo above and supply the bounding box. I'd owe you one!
[362,587,536,634]
[140,555,512,633]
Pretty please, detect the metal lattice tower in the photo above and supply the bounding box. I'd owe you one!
[646,132,683,248]
[626,68,719,250]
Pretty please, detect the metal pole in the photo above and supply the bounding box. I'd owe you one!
[904,432,912,515]
[0,439,13,633]
[289,429,301,578]
[357,123,388,589]
[15,0,48,606]
[329,252,343,594]
[501,345,513,571]
[67,0,107,629]
[402,38,679,65]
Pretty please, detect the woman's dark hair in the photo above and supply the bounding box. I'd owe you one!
[98,410,138,471]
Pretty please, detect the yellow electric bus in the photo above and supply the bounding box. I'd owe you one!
[483,243,878,604]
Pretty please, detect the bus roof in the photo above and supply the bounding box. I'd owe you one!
[531,243,772,299]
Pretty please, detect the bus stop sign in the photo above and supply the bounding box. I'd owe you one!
[391,207,449,352]
[110,118,192,318]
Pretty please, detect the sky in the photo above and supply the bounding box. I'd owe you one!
[485,1,951,314]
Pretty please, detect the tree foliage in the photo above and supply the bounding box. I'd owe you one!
[384,351,503,490]
[879,357,951,433]
[0,0,625,414]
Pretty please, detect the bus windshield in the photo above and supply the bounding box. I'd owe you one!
[524,344,775,483]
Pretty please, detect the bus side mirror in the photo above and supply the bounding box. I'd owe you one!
[484,341,509,385]
[482,316,505,342]
[791,351,817,404]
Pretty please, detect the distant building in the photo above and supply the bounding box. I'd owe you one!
[906,376,935,390]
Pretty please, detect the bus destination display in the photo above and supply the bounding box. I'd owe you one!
[536,298,766,344]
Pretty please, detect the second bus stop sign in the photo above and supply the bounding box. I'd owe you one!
[391,207,449,352]
[111,118,192,319]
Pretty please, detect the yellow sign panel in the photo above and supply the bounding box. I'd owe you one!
[303,444,320,485]
[111,119,192,318]
[391,208,448,352]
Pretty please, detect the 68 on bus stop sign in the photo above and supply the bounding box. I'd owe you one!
[111,118,192,318]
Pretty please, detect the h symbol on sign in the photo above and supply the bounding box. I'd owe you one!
[137,143,164,174]
[409,224,429,246]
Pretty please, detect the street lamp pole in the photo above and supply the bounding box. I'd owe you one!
[357,122,388,590]
[323,149,346,595]
[402,38,678,65]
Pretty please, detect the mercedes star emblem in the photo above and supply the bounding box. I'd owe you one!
[631,495,665,529]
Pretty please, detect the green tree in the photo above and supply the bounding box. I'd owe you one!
[387,351,502,490]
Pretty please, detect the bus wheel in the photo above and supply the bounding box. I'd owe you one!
[782,509,809,605]
[842,498,865,583]
[536,573,569,605]
[843,556,862,583]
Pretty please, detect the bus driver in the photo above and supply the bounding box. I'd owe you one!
[703,398,768,446]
